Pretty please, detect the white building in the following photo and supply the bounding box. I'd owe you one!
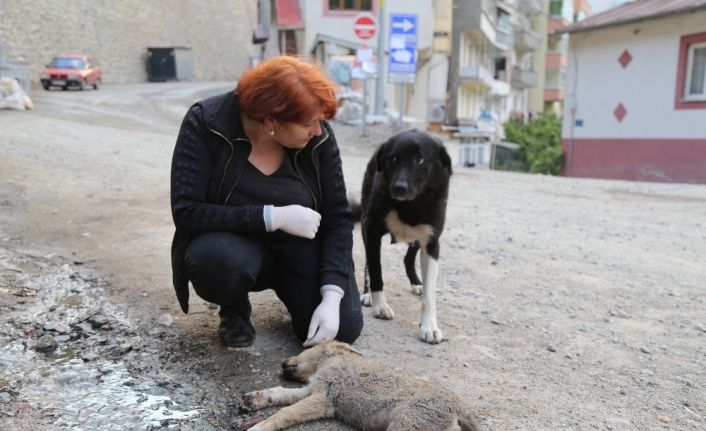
[556,0,706,183]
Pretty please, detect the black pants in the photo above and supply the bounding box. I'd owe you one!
[185,232,363,343]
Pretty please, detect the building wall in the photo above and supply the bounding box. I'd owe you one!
[563,12,706,139]
[0,0,257,84]
[562,10,706,183]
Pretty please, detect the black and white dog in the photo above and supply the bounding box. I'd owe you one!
[356,129,452,344]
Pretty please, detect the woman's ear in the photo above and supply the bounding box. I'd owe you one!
[263,117,278,133]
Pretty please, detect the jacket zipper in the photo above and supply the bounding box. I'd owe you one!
[207,127,249,205]
[294,129,329,212]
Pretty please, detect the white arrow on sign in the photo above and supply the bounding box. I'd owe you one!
[391,49,413,63]
[392,19,414,32]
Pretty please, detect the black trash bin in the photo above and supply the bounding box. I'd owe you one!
[146,47,193,82]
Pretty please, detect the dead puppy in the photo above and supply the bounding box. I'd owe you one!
[241,341,479,430]
[358,129,452,343]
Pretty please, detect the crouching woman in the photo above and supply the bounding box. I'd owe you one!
[170,56,363,348]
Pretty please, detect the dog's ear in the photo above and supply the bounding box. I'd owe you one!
[325,341,364,357]
[438,145,452,175]
[375,142,389,172]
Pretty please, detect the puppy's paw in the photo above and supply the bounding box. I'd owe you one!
[361,293,372,307]
[419,323,444,344]
[373,304,395,320]
[410,284,423,295]
[241,391,268,411]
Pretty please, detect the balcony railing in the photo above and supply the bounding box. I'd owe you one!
[459,65,494,86]
[511,66,538,88]
[514,28,542,52]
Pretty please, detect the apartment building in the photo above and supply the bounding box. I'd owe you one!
[545,0,591,115]
[447,0,544,167]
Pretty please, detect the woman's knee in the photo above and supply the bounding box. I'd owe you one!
[336,311,363,344]
[185,232,266,303]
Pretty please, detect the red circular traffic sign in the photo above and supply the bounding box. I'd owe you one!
[353,16,376,40]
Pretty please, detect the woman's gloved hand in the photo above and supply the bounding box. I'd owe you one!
[303,287,342,347]
[264,205,321,239]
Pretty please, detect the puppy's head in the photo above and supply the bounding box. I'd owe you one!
[375,129,451,201]
[281,341,362,382]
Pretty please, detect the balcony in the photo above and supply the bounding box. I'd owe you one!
[514,28,542,52]
[480,12,510,51]
[517,0,543,16]
[511,66,538,88]
[458,64,511,96]
[459,65,494,86]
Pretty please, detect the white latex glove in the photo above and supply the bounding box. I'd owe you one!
[265,205,321,239]
[303,289,342,347]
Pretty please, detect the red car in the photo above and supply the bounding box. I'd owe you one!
[40,54,102,91]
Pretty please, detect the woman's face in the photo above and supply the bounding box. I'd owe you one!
[275,111,325,149]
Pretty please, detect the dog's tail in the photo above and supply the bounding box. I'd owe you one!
[349,200,362,223]
[458,406,481,431]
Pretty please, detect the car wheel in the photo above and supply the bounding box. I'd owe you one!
[61,86,68,91]
[42,84,50,91]
[93,78,100,90]
[78,80,86,91]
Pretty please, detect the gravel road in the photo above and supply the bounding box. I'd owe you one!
[0,82,704,430]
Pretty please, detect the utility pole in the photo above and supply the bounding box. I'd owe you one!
[374,0,386,115]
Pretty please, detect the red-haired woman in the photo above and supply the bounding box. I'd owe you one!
[170,56,363,347]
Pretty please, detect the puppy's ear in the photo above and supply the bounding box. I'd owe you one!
[327,341,363,357]
[375,142,389,172]
[439,145,452,175]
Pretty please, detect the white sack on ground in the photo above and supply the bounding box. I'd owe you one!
[0,77,33,110]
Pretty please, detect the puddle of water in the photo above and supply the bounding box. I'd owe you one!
[0,247,202,429]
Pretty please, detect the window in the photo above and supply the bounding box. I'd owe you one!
[675,31,706,109]
[328,0,372,11]
[549,0,563,17]
[685,42,706,100]
[496,8,511,31]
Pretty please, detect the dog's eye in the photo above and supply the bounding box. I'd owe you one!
[416,155,424,165]
[391,156,398,165]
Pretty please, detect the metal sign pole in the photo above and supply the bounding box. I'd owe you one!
[362,77,368,137]
[398,84,404,130]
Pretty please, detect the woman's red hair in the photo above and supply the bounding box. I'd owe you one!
[236,56,338,123]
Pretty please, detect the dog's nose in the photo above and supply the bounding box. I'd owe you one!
[391,181,408,195]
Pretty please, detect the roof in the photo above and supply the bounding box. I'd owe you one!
[555,0,706,34]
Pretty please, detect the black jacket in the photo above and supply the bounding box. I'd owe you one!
[170,91,354,313]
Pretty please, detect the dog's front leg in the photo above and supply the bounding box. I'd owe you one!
[363,228,395,319]
[248,392,334,431]
[419,241,443,344]
[242,386,313,411]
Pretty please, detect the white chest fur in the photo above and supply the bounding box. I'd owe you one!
[384,210,435,245]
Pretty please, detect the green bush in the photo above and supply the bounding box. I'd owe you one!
[500,114,564,175]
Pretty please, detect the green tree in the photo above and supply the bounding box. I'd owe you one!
[500,114,564,175]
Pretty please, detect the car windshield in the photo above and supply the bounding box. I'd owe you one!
[51,58,86,69]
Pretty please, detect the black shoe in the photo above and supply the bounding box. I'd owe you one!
[218,301,255,347]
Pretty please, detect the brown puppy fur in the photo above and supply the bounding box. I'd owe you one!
[241,341,480,430]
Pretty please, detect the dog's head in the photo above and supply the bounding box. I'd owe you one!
[375,129,451,202]
[281,341,362,382]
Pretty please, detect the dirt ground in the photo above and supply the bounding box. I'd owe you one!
[1,82,704,430]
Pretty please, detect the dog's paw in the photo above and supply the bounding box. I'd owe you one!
[410,284,423,295]
[373,304,395,320]
[419,324,444,344]
[360,293,372,307]
[241,391,268,411]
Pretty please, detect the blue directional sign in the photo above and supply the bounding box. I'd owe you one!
[388,13,418,84]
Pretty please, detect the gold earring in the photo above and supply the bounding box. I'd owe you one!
[269,129,275,136]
